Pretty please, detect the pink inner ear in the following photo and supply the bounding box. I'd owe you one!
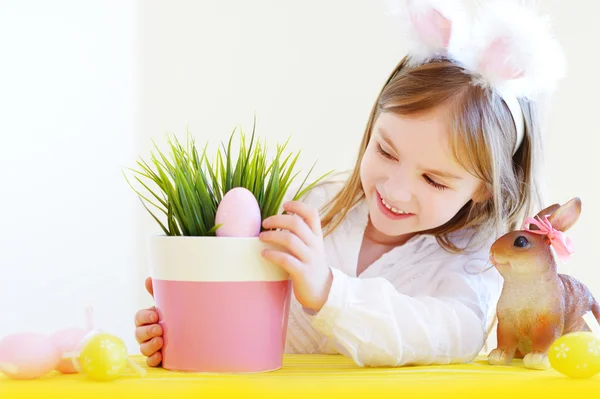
[410,8,451,50]
[478,37,524,81]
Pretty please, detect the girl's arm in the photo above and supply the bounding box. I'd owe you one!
[308,264,499,367]
[267,177,500,366]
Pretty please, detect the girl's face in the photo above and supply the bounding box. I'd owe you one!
[359,107,485,242]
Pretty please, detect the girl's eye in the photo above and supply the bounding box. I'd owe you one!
[375,142,448,191]
[376,143,395,160]
[424,175,448,191]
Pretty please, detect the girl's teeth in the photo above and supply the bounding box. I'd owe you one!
[381,197,407,215]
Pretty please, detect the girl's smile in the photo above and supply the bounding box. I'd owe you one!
[376,190,414,220]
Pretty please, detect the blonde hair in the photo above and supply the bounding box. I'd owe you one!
[319,56,545,253]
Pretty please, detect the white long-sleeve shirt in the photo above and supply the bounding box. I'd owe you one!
[282,176,503,367]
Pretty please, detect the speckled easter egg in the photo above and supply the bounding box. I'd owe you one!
[0,332,61,380]
[548,332,600,378]
[78,333,128,381]
[215,187,262,237]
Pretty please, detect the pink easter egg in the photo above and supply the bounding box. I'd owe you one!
[50,327,89,374]
[215,187,262,237]
[0,332,61,380]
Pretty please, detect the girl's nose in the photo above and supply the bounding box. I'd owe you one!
[383,171,413,204]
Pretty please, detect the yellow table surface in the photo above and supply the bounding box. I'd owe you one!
[1,354,598,399]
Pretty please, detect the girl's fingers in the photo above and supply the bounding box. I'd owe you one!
[261,248,303,278]
[134,307,158,327]
[262,213,315,246]
[282,201,322,237]
[140,336,163,357]
[135,324,162,344]
[259,230,309,263]
[146,351,162,367]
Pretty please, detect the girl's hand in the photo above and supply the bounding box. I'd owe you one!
[134,277,164,367]
[259,201,333,312]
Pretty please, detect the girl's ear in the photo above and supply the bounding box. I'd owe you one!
[472,183,491,203]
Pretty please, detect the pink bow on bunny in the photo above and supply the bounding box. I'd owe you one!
[521,215,574,261]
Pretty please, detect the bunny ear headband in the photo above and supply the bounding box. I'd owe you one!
[387,0,567,154]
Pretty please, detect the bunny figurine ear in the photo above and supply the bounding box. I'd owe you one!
[525,203,561,230]
[548,197,582,233]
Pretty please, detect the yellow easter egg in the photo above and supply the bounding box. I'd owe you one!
[548,332,600,378]
[79,333,129,381]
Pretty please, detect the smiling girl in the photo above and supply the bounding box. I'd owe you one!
[134,0,566,367]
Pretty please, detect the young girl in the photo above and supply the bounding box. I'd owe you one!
[134,0,566,368]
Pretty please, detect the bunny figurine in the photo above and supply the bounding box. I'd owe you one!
[487,197,600,370]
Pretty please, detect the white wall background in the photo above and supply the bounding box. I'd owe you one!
[1,0,598,354]
[0,0,140,349]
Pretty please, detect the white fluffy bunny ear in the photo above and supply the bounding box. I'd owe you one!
[461,0,567,100]
[388,0,470,65]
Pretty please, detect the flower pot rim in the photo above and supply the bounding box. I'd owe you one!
[149,234,289,282]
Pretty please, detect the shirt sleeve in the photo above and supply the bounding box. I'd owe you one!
[309,256,500,367]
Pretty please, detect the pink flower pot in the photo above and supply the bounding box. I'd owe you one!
[149,236,292,373]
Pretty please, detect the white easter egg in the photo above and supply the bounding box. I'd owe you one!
[548,332,600,378]
[215,187,262,237]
